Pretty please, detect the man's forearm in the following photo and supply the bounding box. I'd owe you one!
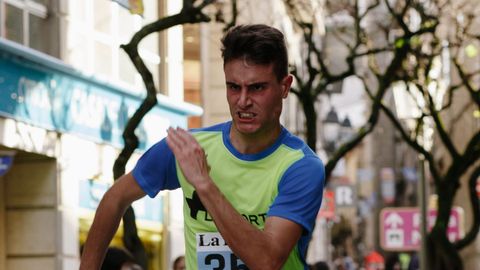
[79,191,127,270]
[195,180,291,270]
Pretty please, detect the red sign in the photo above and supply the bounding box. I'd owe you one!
[318,190,335,220]
[380,207,464,251]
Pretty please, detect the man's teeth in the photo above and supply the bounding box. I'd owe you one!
[239,112,254,118]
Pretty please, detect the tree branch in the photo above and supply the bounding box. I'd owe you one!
[454,165,480,249]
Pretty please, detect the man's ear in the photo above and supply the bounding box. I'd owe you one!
[282,75,293,98]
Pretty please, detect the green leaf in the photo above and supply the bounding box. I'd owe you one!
[422,20,436,29]
[473,110,480,119]
[395,38,406,48]
[465,44,478,58]
[411,36,421,46]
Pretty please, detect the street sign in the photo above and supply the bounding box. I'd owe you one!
[380,207,464,251]
[334,184,356,207]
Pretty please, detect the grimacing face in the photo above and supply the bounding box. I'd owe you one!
[224,58,292,139]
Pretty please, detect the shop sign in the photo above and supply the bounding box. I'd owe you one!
[0,44,193,150]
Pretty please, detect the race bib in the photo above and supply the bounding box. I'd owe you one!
[196,232,249,270]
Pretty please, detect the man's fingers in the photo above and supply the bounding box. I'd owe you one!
[166,127,183,153]
[166,127,201,156]
[173,127,196,144]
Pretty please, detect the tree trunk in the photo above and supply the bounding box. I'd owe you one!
[302,95,318,152]
[427,181,463,270]
[110,2,215,267]
[427,227,463,270]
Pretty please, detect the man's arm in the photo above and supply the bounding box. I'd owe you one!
[79,173,146,270]
[167,127,303,270]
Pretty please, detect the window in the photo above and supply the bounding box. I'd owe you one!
[65,0,163,92]
[94,41,113,78]
[4,3,23,44]
[94,0,112,34]
[1,0,54,55]
[29,13,50,53]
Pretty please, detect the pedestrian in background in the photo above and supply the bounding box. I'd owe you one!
[310,261,330,270]
[172,255,185,270]
[101,247,142,270]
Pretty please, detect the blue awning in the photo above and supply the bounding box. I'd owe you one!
[0,38,202,150]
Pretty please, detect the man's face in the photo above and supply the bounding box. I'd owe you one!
[225,58,291,137]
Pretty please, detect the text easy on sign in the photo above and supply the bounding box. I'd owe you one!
[380,207,464,251]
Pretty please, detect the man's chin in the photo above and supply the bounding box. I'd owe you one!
[233,121,258,134]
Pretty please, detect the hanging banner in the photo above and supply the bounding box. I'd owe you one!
[318,190,335,220]
[381,167,396,204]
[112,0,144,16]
[128,0,144,15]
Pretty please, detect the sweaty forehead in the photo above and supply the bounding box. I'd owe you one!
[224,59,275,84]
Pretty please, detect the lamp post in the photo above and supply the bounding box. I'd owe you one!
[323,107,355,156]
[392,82,429,270]
[322,107,340,156]
[340,116,354,144]
[319,106,340,266]
[321,105,356,266]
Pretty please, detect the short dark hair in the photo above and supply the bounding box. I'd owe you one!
[101,247,136,270]
[173,255,185,269]
[221,24,289,81]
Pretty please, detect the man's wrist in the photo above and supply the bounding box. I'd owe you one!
[194,176,215,195]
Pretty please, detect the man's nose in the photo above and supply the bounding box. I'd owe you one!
[238,88,251,107]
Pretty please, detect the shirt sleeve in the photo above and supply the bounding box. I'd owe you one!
[132,138,180,198]
[267,156,325,234]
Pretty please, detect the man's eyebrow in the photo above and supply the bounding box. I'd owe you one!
[249,82,268,86]
[225,81,269,87]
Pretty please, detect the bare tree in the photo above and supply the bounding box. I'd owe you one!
[353,0,479,269]
[286,0,479,269]
[284,0,433,181]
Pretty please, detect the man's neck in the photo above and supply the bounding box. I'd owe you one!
[229,124,282,155]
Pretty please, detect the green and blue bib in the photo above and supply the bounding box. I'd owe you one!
[133,122,325,269]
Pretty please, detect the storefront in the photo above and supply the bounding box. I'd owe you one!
[0,38,201,270]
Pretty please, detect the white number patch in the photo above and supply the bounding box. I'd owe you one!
[196,232,249,270]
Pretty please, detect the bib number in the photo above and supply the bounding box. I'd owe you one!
[196,232,249,270]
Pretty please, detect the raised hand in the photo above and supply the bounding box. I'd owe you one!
[166,127,211,188]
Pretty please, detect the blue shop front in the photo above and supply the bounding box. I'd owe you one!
[0,38,200,270]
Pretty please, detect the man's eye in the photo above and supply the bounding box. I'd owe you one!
[250,84,265,91]
[227,84,240,91]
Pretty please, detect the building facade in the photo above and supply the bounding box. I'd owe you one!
[0,0,200,269]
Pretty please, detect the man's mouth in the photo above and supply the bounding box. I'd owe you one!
[238,112,255,119]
